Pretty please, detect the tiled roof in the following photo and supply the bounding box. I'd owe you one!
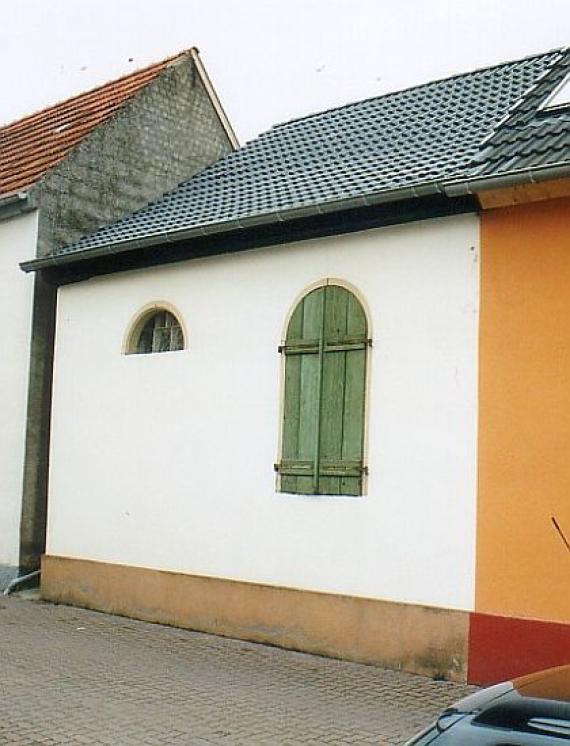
[0,50,193,197]
[37,49,565,263]
[469,48,570,178]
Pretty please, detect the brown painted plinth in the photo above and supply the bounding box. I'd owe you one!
[41,555,469,681]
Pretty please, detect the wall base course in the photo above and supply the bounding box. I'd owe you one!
[41,554,470,682]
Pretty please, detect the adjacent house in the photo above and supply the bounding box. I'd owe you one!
[0,48,236,589]
[22,47,570,685]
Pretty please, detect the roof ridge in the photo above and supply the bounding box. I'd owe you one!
[0,48,195,132]
[265,46,565,134]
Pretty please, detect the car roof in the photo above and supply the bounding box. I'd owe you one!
[514,665,570,703]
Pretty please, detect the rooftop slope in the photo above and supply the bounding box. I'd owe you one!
[39,49,562,261]
[0,50,193,197]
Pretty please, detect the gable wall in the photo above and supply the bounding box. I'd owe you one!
[46,214,480,612]
[34,57,233,256]
[0,211,37,585]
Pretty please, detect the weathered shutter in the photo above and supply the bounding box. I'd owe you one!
[279,285,368,496]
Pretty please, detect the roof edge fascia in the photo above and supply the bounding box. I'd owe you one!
[190,48,239,149]
[28,160,570,273]
[20,180,451,272]
[444,161,570,197]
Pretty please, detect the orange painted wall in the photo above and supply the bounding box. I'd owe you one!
[478,196,570,622]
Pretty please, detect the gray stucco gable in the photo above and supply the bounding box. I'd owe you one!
[32,53,234,258]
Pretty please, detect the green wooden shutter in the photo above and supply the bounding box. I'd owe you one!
[278,285,368,496]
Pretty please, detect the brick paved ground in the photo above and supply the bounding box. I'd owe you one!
[0,595,476,745]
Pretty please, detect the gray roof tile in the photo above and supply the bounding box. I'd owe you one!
[45,49,565,261]
[471,48,570,177]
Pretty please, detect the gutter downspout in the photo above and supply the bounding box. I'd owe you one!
[3,569,40,596]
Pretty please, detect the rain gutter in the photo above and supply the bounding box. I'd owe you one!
[444,161,570,197]
[20,180,447,273]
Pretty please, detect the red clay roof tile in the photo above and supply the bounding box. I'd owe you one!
[0,50,192,197]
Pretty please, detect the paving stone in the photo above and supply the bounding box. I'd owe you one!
[0,596,476,744]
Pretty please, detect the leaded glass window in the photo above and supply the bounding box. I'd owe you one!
[132,310,184,354]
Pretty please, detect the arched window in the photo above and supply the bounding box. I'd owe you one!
[127,308,184,354]
[276,284,369,496]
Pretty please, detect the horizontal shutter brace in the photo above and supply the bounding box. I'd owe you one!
[275,460,369,477]
[278,337,372,354]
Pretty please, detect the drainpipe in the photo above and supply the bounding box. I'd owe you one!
[3,569,41,596]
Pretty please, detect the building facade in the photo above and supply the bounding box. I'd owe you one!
[0,49,235,588]
[24,47,570,683]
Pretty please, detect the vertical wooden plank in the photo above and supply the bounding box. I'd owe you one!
[280,296,304,493]
[281,355,302,493]
[341,372,366,494]
[301,287,324,338]
[324,285,349,340]
[346,291,367,337]
[286,298,304,340]
[297,289,323,494]
[341,292,367,495]
[318,286,348,494]
[319,351,346,494]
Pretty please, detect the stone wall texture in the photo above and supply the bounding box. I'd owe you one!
[35,56,233,256]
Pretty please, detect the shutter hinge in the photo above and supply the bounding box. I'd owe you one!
[367,338,373,348]
[274,463,280,472]
[277,344,284,353]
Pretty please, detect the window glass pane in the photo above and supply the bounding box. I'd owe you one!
[133,310,184,354]
[153,326,171,352]
[137,318,154,354]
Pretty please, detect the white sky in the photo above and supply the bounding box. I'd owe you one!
[1,0,568,144]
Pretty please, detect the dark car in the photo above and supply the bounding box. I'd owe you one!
[406,665,570,744]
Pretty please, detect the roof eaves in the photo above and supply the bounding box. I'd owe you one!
[21,179,447,272]
[444,159,570,197]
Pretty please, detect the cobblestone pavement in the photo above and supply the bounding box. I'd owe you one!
[0,595,476,745]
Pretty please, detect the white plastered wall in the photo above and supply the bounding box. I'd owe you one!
[48,213,479,611]
[0,211,37,571]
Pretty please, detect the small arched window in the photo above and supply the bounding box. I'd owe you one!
[276,284,369,496]
[128,308,184,354]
